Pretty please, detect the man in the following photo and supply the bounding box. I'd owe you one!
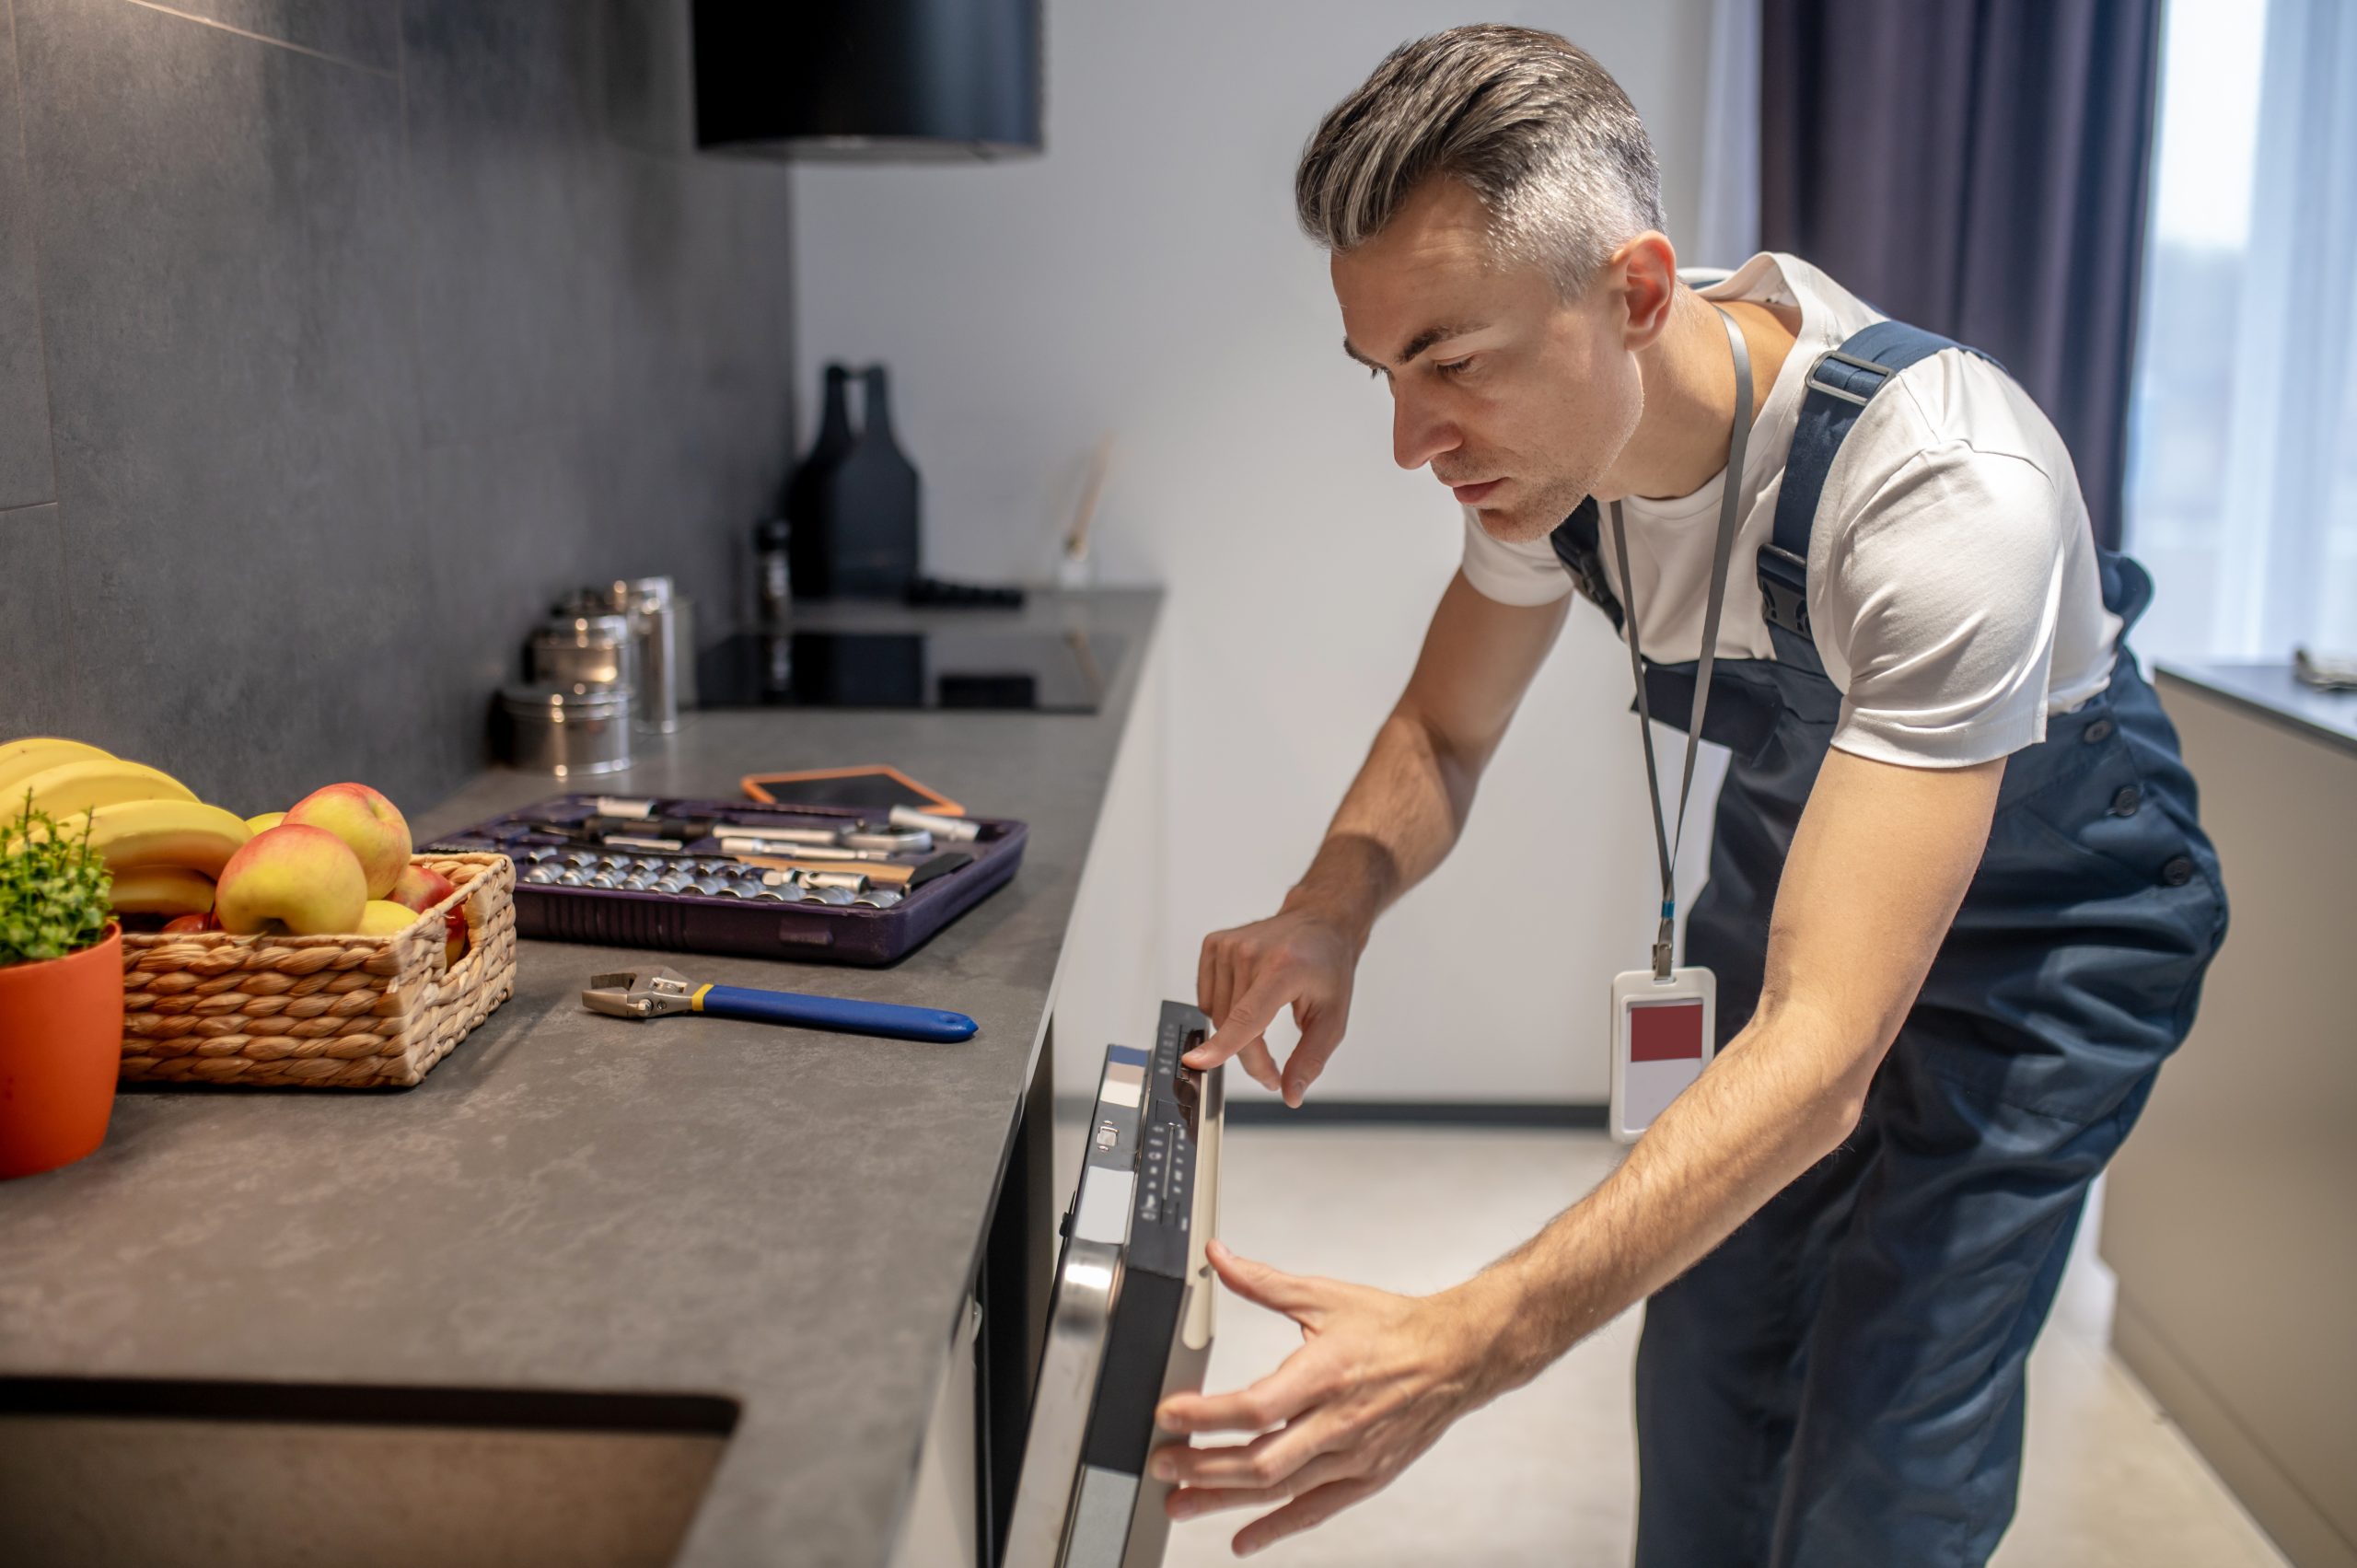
[1152,25,2225,1566]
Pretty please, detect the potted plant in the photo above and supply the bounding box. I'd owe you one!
[0,792,123,1178]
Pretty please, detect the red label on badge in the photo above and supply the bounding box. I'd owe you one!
[1629,999,1704,1062]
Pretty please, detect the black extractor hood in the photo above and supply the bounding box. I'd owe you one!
[691,0,1043,159]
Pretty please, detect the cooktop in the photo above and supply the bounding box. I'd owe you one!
[696,629,1121,713]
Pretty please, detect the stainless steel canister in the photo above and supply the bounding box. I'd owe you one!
[530,612,636,698]
[499,683,633,777]
[618,576,681,734]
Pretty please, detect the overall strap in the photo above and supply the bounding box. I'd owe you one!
[1761,319,2000,642]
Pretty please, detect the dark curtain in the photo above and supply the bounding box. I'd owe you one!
[1759,0,2165,550]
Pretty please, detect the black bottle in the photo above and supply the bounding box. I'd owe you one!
[784,364,857,598]
[817,366,922,599]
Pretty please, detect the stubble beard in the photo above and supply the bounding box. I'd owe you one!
[1469,464,1604,544]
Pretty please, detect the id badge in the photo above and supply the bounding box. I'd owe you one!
[1609,967,1716,1144]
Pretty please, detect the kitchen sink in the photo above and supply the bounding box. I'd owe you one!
[0,1376,737,1568]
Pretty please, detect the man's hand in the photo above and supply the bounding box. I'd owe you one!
[1152,1241,1507,1557]
[1187,578,1568,1106]
[1190,905,1361,1103]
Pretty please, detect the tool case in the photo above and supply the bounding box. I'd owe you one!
[424,794,1026,967]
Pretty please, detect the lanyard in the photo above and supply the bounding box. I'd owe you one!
[1608,304,1756,980]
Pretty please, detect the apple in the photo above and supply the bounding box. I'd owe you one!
[357,900,422,936]
[284,783,411,899]
[215,824,368,935]
[161,912,224,935]
[244,811,286,834]
[388,863,457,915]
[384,862,469,966]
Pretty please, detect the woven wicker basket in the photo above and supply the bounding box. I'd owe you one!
[118,853,517,1088]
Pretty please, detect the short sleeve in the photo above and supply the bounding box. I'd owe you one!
[1820,445,2067,768]
[1458,506,1574,606]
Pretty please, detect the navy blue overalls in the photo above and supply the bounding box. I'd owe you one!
[1550,320,2230,1567]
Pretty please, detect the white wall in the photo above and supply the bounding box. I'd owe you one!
[793,1,1721,1102]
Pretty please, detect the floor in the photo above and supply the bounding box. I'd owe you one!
[1053,1118,2293,1568]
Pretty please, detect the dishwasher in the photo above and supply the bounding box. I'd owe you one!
[1004,1001,1225,1568]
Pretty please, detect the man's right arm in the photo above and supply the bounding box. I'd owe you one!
[1187,572,1570,1102]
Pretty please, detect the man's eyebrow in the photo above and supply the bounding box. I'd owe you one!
[1341,320,1490,371]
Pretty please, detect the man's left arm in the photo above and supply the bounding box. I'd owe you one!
[1154,747,2004,1556]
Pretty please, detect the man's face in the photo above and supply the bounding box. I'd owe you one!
[1331,179,1642,543]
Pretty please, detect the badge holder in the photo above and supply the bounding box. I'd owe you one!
[1610,966,1715,1143]
[1602,306,1752,1144]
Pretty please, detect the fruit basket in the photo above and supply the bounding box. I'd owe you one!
[116,853,517,1088]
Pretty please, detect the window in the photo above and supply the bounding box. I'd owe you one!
[2124,0,2357,662]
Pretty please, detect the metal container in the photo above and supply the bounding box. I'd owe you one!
[530,612,636,698]
[499,683,633,777]
[620,576,681,734]
[572,577,683,734]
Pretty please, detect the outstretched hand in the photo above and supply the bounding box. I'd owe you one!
[1153,1240,1508,1557]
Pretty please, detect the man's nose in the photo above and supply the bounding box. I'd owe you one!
[1391,387,1457,472]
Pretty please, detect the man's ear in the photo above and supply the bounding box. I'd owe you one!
[1608,232,1680,351]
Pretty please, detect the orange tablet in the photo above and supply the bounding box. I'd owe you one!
[738,765,965,817]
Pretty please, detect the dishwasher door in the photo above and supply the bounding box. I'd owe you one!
[1004,1003,1223,1568]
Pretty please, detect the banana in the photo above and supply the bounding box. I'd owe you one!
[17,758,198,825]
[0,738,114,806]
[109,865,217,917]
[80,798,251,878]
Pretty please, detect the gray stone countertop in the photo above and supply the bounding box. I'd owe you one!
[2155,658,2357,760]
[0,588,1163,1568]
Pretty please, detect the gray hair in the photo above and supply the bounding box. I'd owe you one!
[1295,26,1666,293]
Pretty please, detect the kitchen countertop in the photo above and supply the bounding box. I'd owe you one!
[0,588,1162,1568]
[2155,659,2357,759]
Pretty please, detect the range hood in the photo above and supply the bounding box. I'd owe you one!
[691,0,1043,160]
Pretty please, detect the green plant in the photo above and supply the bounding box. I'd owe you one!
[1,788,114,965]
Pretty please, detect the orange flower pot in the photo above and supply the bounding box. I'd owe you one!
[0,924,124,1179]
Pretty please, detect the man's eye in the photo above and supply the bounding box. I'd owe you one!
[1435,357,1474,377]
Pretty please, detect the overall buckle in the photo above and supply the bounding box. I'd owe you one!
[1758,544,1811,636]
[1804,348,1896,408]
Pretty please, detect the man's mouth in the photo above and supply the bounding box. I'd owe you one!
[1448,478,1504,505]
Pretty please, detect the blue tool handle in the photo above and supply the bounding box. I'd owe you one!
[698,984,978,1043]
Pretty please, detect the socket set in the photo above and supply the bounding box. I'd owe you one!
[517,851,905,907]
[424,795,1027,967]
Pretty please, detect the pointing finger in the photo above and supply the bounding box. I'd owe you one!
[1187,970,1290,1070]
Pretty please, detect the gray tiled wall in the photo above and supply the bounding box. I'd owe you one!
[0,0,795,821]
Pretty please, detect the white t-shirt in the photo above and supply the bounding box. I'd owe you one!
[1460,252,2121,768]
